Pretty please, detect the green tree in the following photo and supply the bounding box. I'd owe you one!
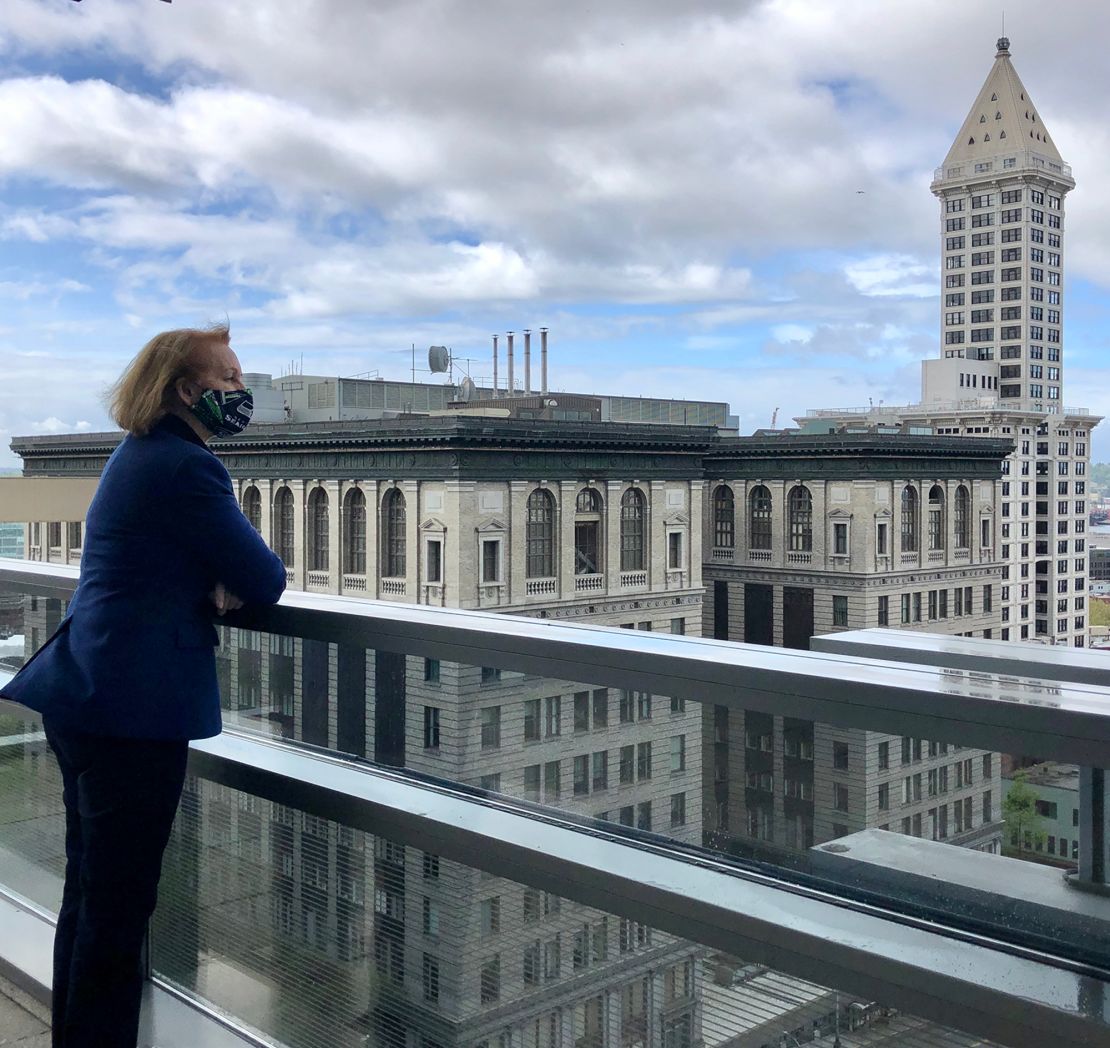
[1003,771,1046,859]
[1091,599,1110,629]
[1089,462,1110,494]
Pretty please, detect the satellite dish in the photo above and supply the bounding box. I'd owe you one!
[428,345,451,373]
[457,376,476,402]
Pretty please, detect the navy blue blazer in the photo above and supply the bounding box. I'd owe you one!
[1,415,286,740]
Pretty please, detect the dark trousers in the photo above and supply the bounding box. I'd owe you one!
[44,720,189,1048]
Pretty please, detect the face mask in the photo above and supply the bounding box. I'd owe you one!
[189,387,254,437]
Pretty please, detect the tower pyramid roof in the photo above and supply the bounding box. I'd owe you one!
[942,37,1063,169]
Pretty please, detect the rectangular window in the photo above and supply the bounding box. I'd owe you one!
[592,688,609,728]
[480,707,501,749]
[592,750,609,792]
[619,744,634,785]
[573,690,590,732]
[667,531,683,570]
[573,754,590,795]
[423,706,441,749]
[670,792,686,828]
[538,762,559,804]
[878,595,889,626]
[481,539,500,583]
[426,539,442,583]
[524,764,541,802]
[833,783,849,812]
[524,698,541,741]
[832,594,848,627]
[637,742,653,781]
[833,522,848,555]
[545,695,561,737]
[670,735,686,773]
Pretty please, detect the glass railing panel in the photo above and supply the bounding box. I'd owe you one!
[151,774,1010,1048]
[0,699,65,915]
[200,625,1110,972]
[1,576,1109,1010]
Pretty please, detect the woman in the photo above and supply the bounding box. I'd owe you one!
[1,324,286,1048]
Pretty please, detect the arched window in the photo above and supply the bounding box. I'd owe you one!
[712,486,735,549]
[901,486,919,553]
[576,487,602,513]
[928,484,945,551]
[527,488,557,578]
[343,488,366,574]
[307,488,329,571]
[241,485,261,533]
[787,486,812,552]
[954,484,971,549]
[574,487,602,575]
[619,488,646,572]
[273,487,295,567]
[748,485,772,551]
[382,488,407,578]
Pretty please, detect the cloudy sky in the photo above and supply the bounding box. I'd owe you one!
[2,0,1109,467]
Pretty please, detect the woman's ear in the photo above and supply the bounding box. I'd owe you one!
[174,376,198,407]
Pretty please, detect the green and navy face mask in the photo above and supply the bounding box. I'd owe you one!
[189,387,254,437]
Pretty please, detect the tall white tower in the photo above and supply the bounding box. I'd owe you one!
[926,36,1075,411]
[802,38,1101,648]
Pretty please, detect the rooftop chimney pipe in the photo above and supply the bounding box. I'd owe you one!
[523,329,532,395]
[507,331,515,397]
[492,334,499,398]
[540,327,549,395]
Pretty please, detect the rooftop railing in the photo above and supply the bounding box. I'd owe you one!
[1,560,1109,1048]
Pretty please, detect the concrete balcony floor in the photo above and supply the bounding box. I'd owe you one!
[0,973,49,1047]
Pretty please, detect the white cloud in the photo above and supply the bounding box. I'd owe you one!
[0,0,1107,461]
[844,254,936,298]
[28,417,94,435]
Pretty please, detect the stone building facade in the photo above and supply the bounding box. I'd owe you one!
[700,434,1009,860]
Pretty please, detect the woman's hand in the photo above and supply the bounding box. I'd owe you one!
[209,581,245,616]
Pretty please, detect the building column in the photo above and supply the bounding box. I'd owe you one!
[509,481,530,605]
[403,479,420,600]
[688,480,704,591]
[326,479,341,593]
[649,481,666,591]
[559,480,576,599]
[291,482,305,590]
[259,478,273,552]
[366,481,380,596]
[606,481,623,589]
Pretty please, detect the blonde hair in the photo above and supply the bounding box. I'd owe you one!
[108,323,230,435]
